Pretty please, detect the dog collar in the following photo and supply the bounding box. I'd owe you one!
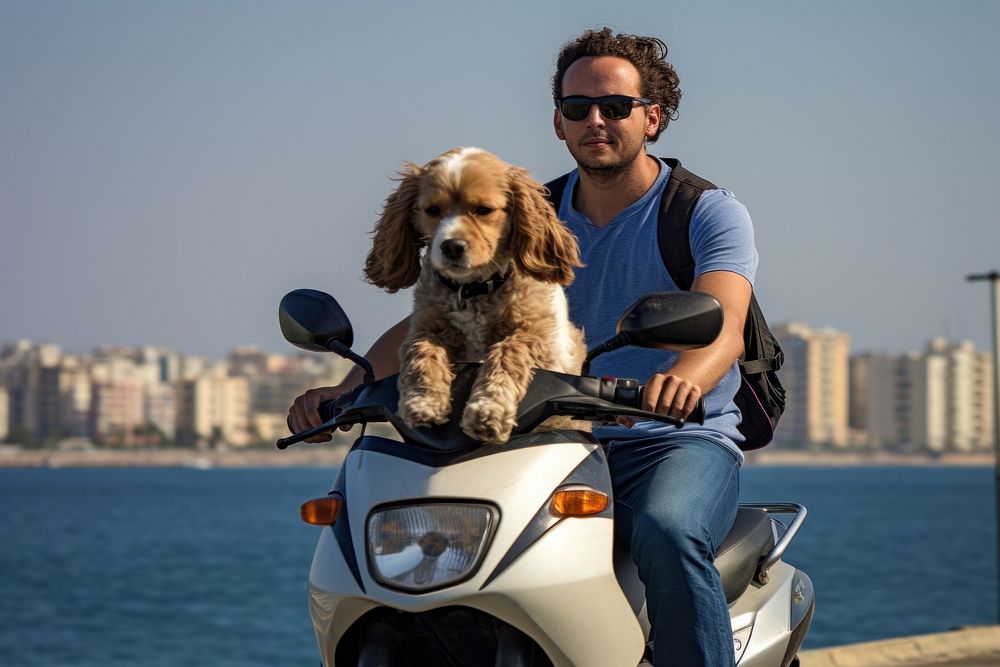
[436,267,512,303]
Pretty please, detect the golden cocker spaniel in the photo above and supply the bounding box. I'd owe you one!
[364,147,586,445]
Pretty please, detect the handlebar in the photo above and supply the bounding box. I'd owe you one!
[590,376,706,425]
[277,367,707,450]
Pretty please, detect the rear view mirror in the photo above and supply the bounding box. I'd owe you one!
[616,291,723,350]
[279,289,354,353]
[583,291,723,375]
[278,288,375,386]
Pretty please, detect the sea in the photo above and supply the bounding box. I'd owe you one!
[0,464,995,666]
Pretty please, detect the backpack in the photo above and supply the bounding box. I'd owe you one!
[543,157,785,451]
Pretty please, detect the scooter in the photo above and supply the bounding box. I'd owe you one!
[278,288,814,667]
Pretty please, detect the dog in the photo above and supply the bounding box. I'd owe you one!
[363,147,587,445]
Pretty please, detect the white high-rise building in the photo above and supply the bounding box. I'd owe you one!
[0,386,8,442]
[772,322,850,448]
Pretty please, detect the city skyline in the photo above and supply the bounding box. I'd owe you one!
[0,315,994,363]
[1,318,993,453]
[3,3,999,358]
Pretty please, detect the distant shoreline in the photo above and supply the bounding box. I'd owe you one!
[746,449,993,467]
[0,445,992,468]
[0,446,348,468]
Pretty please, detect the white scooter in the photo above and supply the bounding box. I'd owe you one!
[278,288,813,667]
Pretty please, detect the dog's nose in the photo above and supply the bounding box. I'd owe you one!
[440,239,467,261]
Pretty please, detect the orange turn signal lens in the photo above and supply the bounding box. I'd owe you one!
[550,488,609,517]
[301,495,343,525]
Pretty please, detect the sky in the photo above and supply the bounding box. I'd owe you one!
[2,1,999,360]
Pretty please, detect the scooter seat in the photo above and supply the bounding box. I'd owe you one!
[715,507,774,603]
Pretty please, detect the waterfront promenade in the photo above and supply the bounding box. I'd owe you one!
[801,625,1000,666]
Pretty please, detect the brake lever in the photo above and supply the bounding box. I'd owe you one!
[275,417,341,450]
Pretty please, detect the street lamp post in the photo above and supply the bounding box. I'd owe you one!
[968,271,1000,622]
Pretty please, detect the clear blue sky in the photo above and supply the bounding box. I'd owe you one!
[2,1,998,358]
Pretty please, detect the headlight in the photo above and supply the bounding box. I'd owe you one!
[366,503,496,592]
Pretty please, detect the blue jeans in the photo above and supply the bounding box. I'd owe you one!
[606,433,741,667]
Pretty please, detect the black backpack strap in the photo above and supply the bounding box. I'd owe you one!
[654,159,782,362]
[543,172,572,211]
[656,158,717,291]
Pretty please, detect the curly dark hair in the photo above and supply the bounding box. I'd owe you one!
[551,27,681,143]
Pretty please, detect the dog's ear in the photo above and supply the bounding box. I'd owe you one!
[364,163,424,292]
[507,167,582,285]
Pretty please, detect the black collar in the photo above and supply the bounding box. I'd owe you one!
[436,267,512,303]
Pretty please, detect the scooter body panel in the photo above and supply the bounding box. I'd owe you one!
[728,561,813,666]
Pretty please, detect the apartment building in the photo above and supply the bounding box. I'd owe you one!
[0,386,8,442]
[175,371,250,448]
[58,357,93,439]
[771,322,851,448]
[23,344,62,441]
[90,377,145,446]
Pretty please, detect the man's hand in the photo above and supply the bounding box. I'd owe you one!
[642,372,704,423]
[287,384,354,443]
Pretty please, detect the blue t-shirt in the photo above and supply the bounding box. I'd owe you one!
[559,158,758,461]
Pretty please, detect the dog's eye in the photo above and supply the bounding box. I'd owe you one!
[424,206,442,217]
[474,206,494,216]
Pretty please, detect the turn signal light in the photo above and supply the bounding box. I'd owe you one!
[301,495,343,525]
[550,488,609,517]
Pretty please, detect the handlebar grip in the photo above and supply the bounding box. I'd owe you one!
[318,399,339,422]
[318,383,367,422]
[630,382,706,426]
[688,397,706,425]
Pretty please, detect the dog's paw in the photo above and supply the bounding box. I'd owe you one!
[460,398,516,445]
[398,391,452,429]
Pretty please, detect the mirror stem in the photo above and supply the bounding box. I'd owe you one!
[325,338,375,385]
[581,332,631,376]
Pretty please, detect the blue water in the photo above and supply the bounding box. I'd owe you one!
[0,465,994,665]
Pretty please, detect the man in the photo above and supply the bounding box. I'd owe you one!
[547,28,756,665]
[289,27,756,666]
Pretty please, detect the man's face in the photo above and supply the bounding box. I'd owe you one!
[553,56,661,177]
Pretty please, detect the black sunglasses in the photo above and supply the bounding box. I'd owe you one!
[557,95,652,121]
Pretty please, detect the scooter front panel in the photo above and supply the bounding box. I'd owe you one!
[341,439,598,599]
[308,438,644,666]
[470,513,645,666]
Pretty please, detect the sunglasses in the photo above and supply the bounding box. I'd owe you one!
[557,95,652,121]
